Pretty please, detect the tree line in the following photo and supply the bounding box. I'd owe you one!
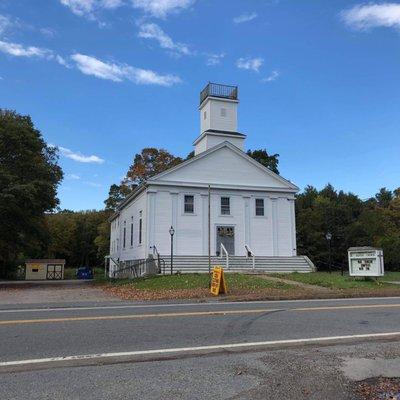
[1,110,399,276]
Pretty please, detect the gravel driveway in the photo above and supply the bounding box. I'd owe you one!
[0,281,117,306]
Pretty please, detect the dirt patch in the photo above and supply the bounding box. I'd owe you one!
[356,377,400,400]
[256,275,335,293]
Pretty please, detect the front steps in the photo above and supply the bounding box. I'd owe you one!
[159,255,315,274]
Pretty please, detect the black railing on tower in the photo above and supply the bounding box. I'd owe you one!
[200,83,238,105]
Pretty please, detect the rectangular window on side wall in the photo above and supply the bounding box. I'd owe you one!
[130,220,134,247]
[184,195,194,214]
[123,222,126,249]
[221,197,230,215]
[139,211,142,245]
[255,198,265,216]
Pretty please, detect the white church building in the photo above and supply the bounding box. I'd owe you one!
[109,83,314,274]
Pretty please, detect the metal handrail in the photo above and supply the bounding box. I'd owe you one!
[114,258,154,279]
[317,260,347,275]
[151,245,166,274]
[200,83,238,105]
[245,245,255,269]
[105,255,120,278]
[220,243,229,270]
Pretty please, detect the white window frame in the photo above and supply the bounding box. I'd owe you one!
[123,221,126,249]
[138,211,143,246]
[183,194,195,214]
[130,217,134,248]
[255,198,265,217]
[220,196,231,216]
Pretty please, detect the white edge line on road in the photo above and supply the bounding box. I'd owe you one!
[2,296,400,314]
[1,331,400,367]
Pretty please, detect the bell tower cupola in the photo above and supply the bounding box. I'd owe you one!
[193,83,246,155]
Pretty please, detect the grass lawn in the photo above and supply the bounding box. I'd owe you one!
[270,271,400,290]
[101,273,297,301]
[99,271,400,302]
[109,273,292,291]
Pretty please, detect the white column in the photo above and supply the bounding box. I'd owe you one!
[147,191,156,253]
[201,193,208,255]
[271,197,278,256]
[170,191,178,254]
[243,196,251,254]
[289,198,297,256]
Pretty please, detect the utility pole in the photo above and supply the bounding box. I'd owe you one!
[208,184,211,285]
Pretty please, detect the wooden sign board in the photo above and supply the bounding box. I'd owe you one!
[210,266,228,296]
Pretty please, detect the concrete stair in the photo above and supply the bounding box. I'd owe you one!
[159,255,315,273]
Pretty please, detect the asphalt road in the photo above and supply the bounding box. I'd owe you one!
[1,296,400,399]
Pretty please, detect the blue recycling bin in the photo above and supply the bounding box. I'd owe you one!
[76,267,93,280]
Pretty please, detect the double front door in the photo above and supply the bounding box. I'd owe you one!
[216,226,235,255]
[46,264,63,280]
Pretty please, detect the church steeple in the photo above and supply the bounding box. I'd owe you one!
[194,83,246,155]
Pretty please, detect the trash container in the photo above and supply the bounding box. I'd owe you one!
[76,267,93,280]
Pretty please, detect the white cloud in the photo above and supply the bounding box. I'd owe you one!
[40,27,57,37]
[0,15,12,35]
[55,55,71,67]
[233,12,257,24]
[131,0,195,18]
[0,39,70,69]
[60,0,124,19]
[138,22,191,55]
[71,53,182,86]
[341,3,400,30]
[71,53,125,81]
[59,146,105,164]
[0,40,52,58]
[205,52,225,66]
[262,70,280,83]
[66,173,81,180]
[236,56,263,72]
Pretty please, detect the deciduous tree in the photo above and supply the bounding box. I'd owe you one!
[0,110,63,276]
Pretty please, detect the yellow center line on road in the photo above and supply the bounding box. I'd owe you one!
[0,303,400,326]
[0,308,281,325]
[293,303,400,312]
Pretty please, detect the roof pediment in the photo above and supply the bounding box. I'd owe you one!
[148,142,298,192]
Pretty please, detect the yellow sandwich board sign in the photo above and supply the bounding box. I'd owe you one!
[210,266,228,295]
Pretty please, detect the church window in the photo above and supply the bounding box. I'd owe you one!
[139,211,142,245]
[221,197,230,215]
[184,195,194,214]
[123,221,126,249]
[130,218,134,247]
[255,198,265,216]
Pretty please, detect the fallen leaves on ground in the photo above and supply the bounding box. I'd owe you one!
[102,284,321,301]
[356,377,400,400]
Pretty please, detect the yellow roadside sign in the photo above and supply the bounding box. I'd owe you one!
[210,266,228,296]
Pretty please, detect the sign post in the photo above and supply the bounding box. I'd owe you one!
[210,266,228,296]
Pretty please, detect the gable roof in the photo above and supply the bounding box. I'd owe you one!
[148,141,298,192]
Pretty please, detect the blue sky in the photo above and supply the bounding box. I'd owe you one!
[1,0,400,210]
